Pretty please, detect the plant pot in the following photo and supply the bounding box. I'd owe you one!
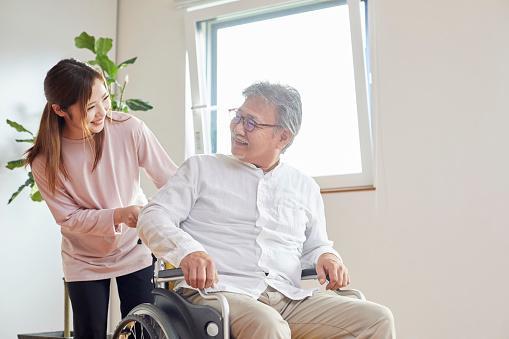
[17,331,73,339]
[17,333,114,339]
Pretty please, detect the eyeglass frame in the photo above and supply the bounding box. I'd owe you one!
[228,108,282,132]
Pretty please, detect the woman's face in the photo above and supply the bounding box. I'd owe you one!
[60,78,111,138]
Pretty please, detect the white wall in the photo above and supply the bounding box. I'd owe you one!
[117,0,187,166]
[117,0,509,338]
[329,1,509,338]
[0,1,117,337]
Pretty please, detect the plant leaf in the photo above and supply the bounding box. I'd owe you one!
[7,176,32,204]
[16,138,35,143]
[118,57,137,69]
[6,159,24,170]
[74,32,95,53]
[6,119,34,136]
[126,99,153,111]
[95,55,118,79]
[95,37,113,56]
[106,77,117,86]
[30,190,43,202]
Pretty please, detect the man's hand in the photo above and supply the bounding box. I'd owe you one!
[114,205,143,228]
[180,251,218,289]
[316,253,350,290]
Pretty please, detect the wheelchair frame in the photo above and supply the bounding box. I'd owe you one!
[113,260,366,338]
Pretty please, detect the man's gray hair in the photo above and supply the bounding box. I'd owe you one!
[242,82,302,152]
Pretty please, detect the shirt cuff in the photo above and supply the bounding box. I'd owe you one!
[103,209,121,235]
[313,248,342,266]
[164,240,206,267]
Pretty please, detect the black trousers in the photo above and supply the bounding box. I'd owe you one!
[66,264,154,339]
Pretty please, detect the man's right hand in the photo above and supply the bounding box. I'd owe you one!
[180,251,218,289]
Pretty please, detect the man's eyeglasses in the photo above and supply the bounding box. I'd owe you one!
[229,108,281,132]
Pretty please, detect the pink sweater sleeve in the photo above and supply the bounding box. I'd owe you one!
[31,157,119,236]
[136,121,177,189]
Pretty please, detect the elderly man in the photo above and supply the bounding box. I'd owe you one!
[137,82,395,338]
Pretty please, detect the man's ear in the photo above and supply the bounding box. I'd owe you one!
[51,104,67,118]
[277,129,293,151]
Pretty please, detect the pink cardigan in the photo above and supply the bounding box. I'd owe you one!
[31,112,177,281]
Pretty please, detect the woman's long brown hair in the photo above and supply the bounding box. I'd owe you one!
[25,59,108,194]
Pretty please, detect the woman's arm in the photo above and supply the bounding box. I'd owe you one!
[136,121,178,189]
[31,157,124,236]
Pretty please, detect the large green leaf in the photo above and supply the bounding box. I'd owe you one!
[118,57,137,69]
[74,32,95,53]
[7,176,32,204]
[95,37,113,56]
[96,55,118,79]
[6,159,24,170]
[6,119,34,135]
[126,99,153,111]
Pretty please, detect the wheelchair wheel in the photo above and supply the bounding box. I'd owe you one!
[112,303,179,339]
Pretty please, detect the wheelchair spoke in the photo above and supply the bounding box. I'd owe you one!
[112,301,183,338]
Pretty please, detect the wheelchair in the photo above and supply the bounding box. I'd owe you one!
[112,260,365,339]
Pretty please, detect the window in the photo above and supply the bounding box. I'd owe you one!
[185,0,373,190]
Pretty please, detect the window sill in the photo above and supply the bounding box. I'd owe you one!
[320,185,375,194]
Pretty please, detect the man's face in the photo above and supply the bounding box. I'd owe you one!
[230,96,289,169]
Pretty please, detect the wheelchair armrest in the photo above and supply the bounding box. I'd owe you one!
[301,267,366,301]
[157,267,365,300]
[158,267,184,280]
[301,268,319,280]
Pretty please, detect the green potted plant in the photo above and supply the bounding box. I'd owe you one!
[12,31,153,339]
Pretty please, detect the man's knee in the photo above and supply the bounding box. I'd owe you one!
[372,303,395,326]
[376,304,395,331]
[357,300,393,322]
[232,305,291,339]
[360,302,395,338]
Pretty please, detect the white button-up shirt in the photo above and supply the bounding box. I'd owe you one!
[138,154,340,300]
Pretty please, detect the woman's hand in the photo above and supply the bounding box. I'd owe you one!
[114,205,143,228]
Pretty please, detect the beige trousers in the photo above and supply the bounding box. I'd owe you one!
[180,286,395,339]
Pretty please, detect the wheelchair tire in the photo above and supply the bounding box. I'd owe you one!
[112,303,179,339]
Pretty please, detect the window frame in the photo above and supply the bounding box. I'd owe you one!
[185,0,375,191]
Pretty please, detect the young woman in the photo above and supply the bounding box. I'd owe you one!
[26,58,177,339]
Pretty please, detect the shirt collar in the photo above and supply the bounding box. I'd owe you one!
[227,155,284,176]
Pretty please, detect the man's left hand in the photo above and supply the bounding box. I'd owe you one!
[316,253,350,290]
